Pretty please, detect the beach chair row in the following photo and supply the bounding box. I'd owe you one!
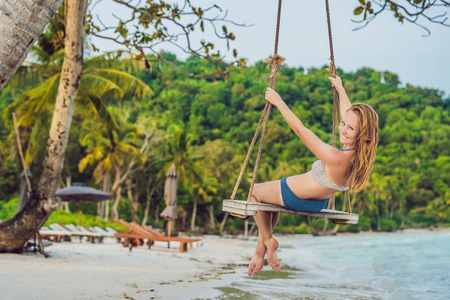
[39,224,117,243]
[114,220,202,253]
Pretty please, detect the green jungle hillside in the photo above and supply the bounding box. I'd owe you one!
[1,53,449,233]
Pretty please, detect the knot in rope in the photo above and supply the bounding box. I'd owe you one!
[265,54,286,67]
[265,54,286,80]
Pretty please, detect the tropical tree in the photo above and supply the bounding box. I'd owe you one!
[7,52,153,165]
[161,125,203,229]
[164,126,203,185]
[0,0,89,253]
[195,139,245,234]
[190,176,218,232]
[0,0,242,252]
[140,159,167,226]
[79,108,150,222]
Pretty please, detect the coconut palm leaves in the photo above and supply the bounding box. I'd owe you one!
[164,125,203,186]
[7,52,153,164]
[78,108,145,179]
[78,110,165,221]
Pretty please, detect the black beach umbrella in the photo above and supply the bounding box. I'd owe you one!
[56,183,113,225]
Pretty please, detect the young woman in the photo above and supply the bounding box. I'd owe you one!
[247,75,379,276]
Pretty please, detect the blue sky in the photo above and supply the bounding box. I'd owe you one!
[91,0,450,98]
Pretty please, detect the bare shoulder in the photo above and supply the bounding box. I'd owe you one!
[321,148,352,167]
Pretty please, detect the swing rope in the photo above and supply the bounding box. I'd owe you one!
[230,0,284,203]
[325,0,352,215]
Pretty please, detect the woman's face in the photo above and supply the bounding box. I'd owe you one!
[339,110,360,147]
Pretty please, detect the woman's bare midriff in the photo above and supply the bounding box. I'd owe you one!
[286,172,339,200]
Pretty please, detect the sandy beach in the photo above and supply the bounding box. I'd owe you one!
[0,235,254,300]
[1,229,449,300]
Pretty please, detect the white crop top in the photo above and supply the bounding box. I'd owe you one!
[310,160,349,192]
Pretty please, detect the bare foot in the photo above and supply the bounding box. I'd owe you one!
[264,238,280,272]
[247,244,266,276]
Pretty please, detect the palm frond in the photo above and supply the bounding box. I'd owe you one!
[7,74,60,127]
[84,52,121,69]
[79,155,94,173]
[78,94,120,132]
[24,118,49,164]
[86,68,153,100]
[79,73,124,100]
[84,51,149,74]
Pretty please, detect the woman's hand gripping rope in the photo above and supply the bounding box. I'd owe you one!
[265,88,284,107]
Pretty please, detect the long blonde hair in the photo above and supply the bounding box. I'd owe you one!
[346,103,379,191]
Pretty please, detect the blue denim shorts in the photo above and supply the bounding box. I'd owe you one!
[281,177,328,212]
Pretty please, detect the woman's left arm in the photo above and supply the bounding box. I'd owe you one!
[265,88,341,165]
[329,76,352,118]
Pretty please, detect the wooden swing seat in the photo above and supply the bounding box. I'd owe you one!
[222,200,359,224]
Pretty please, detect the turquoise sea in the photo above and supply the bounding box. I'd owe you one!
[203,230,450,300]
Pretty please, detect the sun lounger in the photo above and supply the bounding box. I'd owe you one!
[105,227,117,234]
[91,226,112,237]
[50,223,96,243]
[76,225,105,243]
[134,223,168,247]
[67,224,102,243]
[141,224,164,237]
[114,220,201,253]
[105,227,121,243]
[90,226,122,243]
[49,223,84,242]
[39,226,71,243]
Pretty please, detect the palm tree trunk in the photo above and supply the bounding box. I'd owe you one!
[104,200,110,221]
[112,165,121,221]
[219,213,229,235]
[385,197,388,219]
[154,204,159,227]
[181,208,187,229]
[134,181,140,220]
[98,174,110,219]
[190,194,198,232]
[104,174,111,220]
[142,185,155,225]
[126,178,139,223]
[97,176,105,219]
[390,202,396,219]
[112,186,122,222]
[0,0,88,252]
[64,176,71,213]
[208,204,215,231]
[0,0,63,90]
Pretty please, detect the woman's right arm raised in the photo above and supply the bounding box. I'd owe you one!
[265,88,340,165]
[329,76,352,118]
